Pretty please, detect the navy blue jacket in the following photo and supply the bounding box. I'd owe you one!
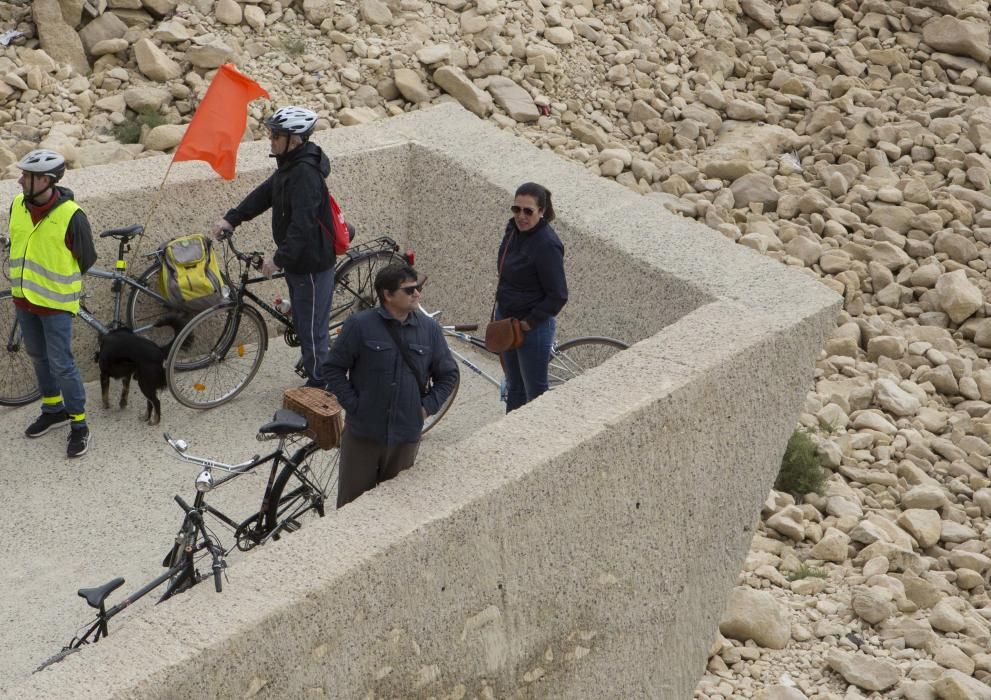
[224,141,335,274]
[495,218,567,327]
[323,307,458,444]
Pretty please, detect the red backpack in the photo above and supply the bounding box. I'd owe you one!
[325,191,350,255]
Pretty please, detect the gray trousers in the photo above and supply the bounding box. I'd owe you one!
[337,429,420,508]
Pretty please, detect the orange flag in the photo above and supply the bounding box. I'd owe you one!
[172,63,269,180]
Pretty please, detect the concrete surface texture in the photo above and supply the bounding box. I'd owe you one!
[4,103,839,698]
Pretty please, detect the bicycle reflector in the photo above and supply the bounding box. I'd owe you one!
[405,249,415,265]
[195,469,215,493]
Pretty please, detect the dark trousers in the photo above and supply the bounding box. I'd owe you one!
[336,429,420,508]
[286,268,334,387]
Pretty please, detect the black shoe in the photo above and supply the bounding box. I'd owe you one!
[25,411,70,438]
[67,426,90,458]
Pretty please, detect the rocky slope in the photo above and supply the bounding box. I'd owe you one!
[9,0,991,697]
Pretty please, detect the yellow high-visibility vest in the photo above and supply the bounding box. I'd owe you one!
[9,194,83,314]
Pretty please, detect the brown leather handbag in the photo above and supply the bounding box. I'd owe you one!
[485,229,525,353]
[485,317,524,353]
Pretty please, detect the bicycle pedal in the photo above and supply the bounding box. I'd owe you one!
[282,518,301,533]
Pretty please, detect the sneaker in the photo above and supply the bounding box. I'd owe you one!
[67,426,90,458]
[25,411,70,438]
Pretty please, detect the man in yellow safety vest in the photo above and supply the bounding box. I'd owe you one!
[8,149,96,458]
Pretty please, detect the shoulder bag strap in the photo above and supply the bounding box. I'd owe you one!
[383,315,428,397]
[491,229,515,321]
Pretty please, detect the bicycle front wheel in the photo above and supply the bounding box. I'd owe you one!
[422,367,460,434]
[330,250,407,325]
[265,440,340,531]
[125,260,190,346]
[0,290,41,406]
[549,336,628,387]
[166,303,268,409]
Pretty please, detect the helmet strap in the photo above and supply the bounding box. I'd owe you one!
[25,177,56,205]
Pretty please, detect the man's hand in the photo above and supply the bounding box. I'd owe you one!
[211,218,233,240]
[261,256,281,279]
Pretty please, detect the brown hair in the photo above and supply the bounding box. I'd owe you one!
[515,182,555,222]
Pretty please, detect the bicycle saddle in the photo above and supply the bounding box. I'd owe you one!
[78,577,125,609]
[99,224,144,240]
[258,408,308,436]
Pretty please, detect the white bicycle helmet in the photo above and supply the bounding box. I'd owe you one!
[17,149,66,181]
[265,106,318,137]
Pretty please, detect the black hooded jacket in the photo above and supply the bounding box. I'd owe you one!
[224,141,334,274]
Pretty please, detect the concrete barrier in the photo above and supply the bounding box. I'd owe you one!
[5,104,839,698]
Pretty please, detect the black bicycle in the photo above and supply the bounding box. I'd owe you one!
[35,408,336,672]
[0,225,188,406]
[165,232,410,408]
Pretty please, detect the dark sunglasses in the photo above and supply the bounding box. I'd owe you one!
[396,277,427,295]
[511,205,537,216]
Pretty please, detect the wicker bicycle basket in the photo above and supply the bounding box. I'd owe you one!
[282,388,343,450]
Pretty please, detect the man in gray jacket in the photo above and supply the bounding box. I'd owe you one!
[324,264,458,507]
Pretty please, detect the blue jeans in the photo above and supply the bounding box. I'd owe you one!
[286,268,334,387]
[17,307,87,426]
[499,312,555,413]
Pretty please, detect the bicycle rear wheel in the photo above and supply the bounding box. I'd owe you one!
[166,303,268,409]
[0,290,41,406]
[265,440,339,531]
[330,250,406,326]
[422,368,460,434]
[549,336,628,387]
[125,260,192,346]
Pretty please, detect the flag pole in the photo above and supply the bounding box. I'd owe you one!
[128,157,177,268]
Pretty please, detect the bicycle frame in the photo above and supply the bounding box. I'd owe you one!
[82,263,170,336]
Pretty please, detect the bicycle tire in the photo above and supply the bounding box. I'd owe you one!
[330,250,407,326]
[549,336,628,387]
[421,366,460,434]
[0,289,41,406]
[124,260,190,346]
[35,645,82,672]
[166,303,268,409]
[264,440,339,531]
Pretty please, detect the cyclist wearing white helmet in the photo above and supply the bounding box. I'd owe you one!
[8,148,97,458]
[211,106,336,388]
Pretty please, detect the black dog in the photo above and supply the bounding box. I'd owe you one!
[96,316,185,426]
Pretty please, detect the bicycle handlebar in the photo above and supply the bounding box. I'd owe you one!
[174,494,192,513]
[163,433,261,473]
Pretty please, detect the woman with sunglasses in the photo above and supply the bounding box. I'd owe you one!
[494,182,568,412]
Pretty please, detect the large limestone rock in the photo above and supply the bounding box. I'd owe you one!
[123,86,169,113]
[187,36,233,69]
[143,124,187,151]
[936,270,984,324]
[142,0,179,16]
[393,69,430,104]
[57,0,85,27]
[303,0,335,25]
[731,172,780,209]
[433,66,493,117]
[897,509,942,548]
[33,0,89,75]
[932,669,991,700]
[874,378,921,417]
[718,587,791,649]
[359,0,393,25]
[78,9,128,55]
[923,16,991,62]
[741,0,776,28]
[215,0,243,24]
[134,39,182,81]
[486,76,539,122]
[825,650,902,691]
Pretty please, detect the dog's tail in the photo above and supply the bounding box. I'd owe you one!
[154,314,188,355]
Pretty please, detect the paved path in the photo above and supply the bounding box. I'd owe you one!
[0,339,504,693]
